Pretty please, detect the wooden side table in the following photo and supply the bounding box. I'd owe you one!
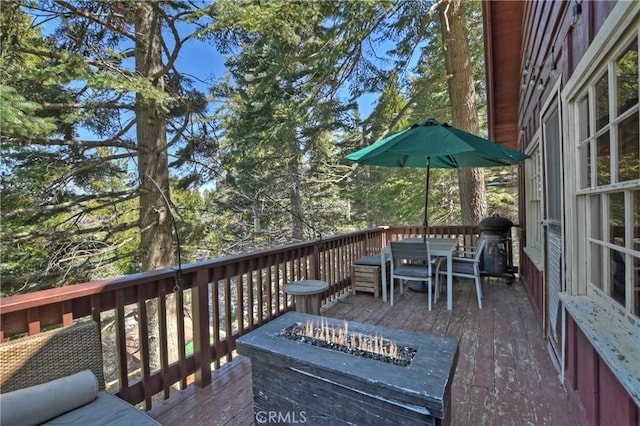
[284,280,329,315]
[351,254,390,298]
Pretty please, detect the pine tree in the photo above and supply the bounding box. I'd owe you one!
[1,2,212,295]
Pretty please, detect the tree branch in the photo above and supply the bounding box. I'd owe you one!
[13,46,131,71]
[53,0,136,42]
[2,221,139,244]
[57,152,134,182]
[26,137,137,151]
[13,249,138,295]
[153,6,196,79]
[379,74,453,140]
[41,102,135,111]
[1,190,136,220]
[60,201,138,228]
[167,114,190,148]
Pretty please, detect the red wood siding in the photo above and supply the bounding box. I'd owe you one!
[485,1,639,424]
[598,359,640,425]
[576,324,600,423]
[565,314,639,426]
[521,255,543,306]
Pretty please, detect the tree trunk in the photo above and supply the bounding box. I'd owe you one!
[288,129,304,240]
[135,3,177,372]
[439,0,487,225]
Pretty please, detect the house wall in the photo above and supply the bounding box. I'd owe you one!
[520,255,543,316]
[510,1,639,424]
[565,315,640,425]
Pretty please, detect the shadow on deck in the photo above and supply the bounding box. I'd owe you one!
[150,277,579,425]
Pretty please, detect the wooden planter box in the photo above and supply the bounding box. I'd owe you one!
[351,255,390,298]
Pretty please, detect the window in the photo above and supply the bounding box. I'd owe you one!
[562,2,640,402]
[575,35,640,317]
[524,137,543,269]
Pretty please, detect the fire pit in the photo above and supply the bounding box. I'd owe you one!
[236,312,459,425]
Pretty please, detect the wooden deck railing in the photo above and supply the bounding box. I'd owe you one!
[0,225,479,410]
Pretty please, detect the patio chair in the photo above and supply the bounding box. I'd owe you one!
[437,236,487,309]
[389,240,442,310]
[0,320,160,425]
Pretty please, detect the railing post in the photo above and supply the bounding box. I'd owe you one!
[311,240,321,280]
[192,269,212,387]
[380,226,390,248]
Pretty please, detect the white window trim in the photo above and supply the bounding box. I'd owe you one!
[523,130,544,271]
[562,1,639,299]
[560,1,640,406]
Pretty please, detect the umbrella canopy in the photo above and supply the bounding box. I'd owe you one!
[346,118,528,168]
[345,118,528,233]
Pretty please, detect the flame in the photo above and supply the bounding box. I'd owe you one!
[298,319,400,360]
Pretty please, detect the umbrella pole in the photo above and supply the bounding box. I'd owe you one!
[410,157,432,293]
[423,157,431,242]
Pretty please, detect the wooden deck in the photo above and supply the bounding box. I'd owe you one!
[148,355,255,426]
[150,277,580,425]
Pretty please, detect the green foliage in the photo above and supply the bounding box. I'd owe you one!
[0,0,519,295]
[0,86,57,137]
[485,167,519,223]
[204,0,397,243]
[0,1,214,295]
[346,0,493,228]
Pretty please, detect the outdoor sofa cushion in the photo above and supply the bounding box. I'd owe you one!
[354,255,385,266]
[0,321,160,426]
[1,370,99,426]
[43,390,161,425]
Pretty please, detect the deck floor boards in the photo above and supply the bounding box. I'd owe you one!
[150,277,579,426]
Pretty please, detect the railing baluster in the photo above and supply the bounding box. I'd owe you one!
[211,273,221,370]
[275,253,282,314]
[157,280,170,399]
[175,284,187,390]
[223,276,232,362]
[115,289,129,400]
[257,267,264,324]
[237,269,244,336]
[266,260,273,320]
[247,260,255,331]
[61,301,73,327]
[91,294,101,328]
[192,268,212,386]
[137,284,151,410]
[27,308,40,335]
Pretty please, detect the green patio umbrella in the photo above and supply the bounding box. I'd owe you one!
[346,118,529,236]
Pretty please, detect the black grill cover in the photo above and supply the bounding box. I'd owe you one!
[479,214,513,232]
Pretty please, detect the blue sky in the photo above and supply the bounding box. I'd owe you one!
[172,27,397,121]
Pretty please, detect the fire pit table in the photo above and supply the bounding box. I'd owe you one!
[237,311,459,425]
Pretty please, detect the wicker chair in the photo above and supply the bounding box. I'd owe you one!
[0,321,105,393]
[0,320,159,425]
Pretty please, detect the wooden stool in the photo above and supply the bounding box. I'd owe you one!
[284,280,329,315]
[351,255,389,298]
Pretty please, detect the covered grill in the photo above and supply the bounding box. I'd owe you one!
[479,214,516,285]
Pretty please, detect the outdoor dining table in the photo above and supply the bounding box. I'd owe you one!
[380,237,459,310]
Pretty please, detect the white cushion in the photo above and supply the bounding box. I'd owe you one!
[0,370,98,426]
[43,391,161,425]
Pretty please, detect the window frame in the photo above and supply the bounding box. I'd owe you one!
[523,131,544,270]
[564,5,639,308]
[560,1,640,405]
[571,28,639,315]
